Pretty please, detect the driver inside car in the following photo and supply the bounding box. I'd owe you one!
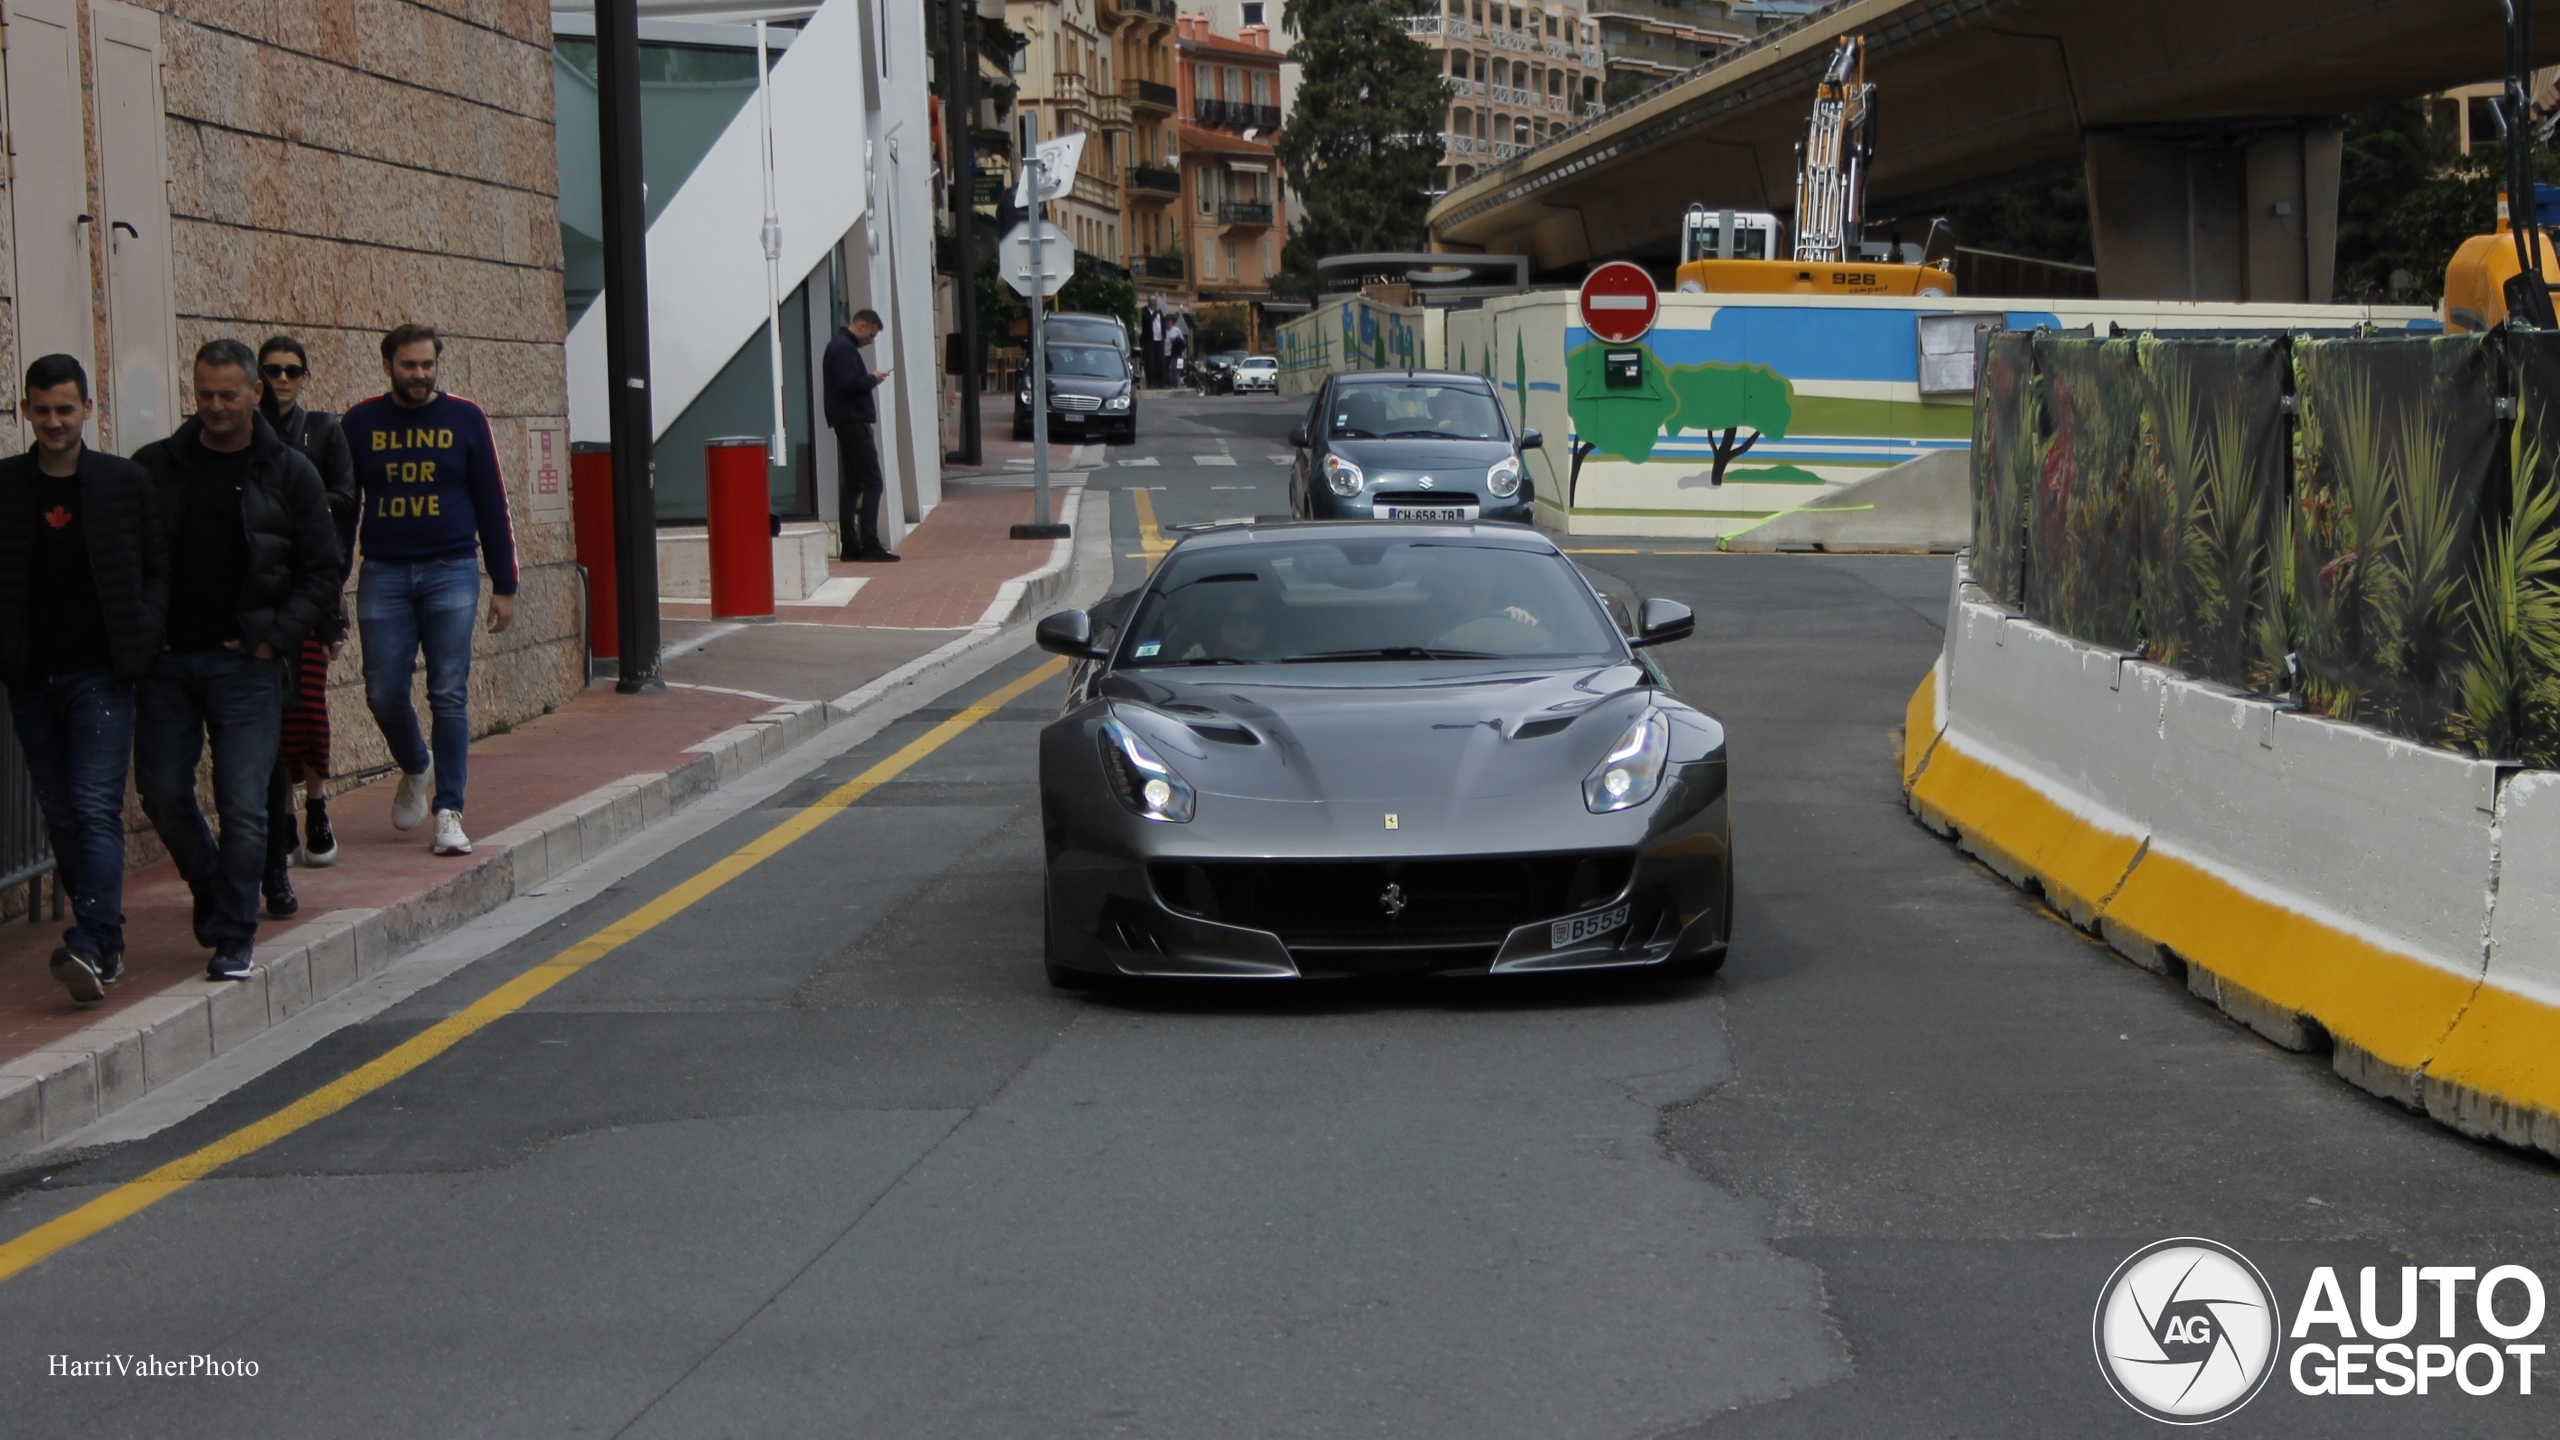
[1180,588,1275,661]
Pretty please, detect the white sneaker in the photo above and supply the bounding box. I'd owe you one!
[431,810,472,856]
[392,762,435,831]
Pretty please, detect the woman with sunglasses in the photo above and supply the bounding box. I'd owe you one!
[255,336,359,916]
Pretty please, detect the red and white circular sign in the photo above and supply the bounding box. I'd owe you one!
[1577,261,1659,344]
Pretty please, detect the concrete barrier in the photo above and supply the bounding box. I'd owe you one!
[1904,564,2560,1159]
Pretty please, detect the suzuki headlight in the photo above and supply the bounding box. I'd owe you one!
[1324,454,1365,496]
[1105,394,1132,411]
[1584,711,1670,813]
[1098,717,1195,822]
[1486,453,1523,498]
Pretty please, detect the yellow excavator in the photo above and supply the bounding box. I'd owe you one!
[1672,35,1957,298]
[2443,1,2559,332]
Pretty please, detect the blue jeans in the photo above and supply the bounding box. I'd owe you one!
[137,649,287,946]
[359,556,480,816]
[8,669,138,959]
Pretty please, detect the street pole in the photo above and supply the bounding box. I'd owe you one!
[757,21,788,468]
[1026,113,1051,528]
[946,0,982,466]
[596,0,661,692]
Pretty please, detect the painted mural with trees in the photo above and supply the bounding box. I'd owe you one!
[1564,342,1795,497]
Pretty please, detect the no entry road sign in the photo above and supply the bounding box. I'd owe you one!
[1577,261,1659,344]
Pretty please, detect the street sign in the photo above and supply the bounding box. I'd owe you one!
[1013,131,1089,208]
[1577,260,1659,344]
[999,219,1071,298]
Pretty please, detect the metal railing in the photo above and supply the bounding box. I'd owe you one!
[1218,200,1274,226]
[1194,98,1282,131]
[0,705,56,919]
[1132,253,1185,280]
[1128,77,1178,111]
[1128,163,1181,196]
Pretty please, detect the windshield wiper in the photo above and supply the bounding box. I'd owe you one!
[1383,430,1485,441]
[1281,647,1501,663]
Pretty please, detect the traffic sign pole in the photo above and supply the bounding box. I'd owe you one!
[1024,114,1052,533]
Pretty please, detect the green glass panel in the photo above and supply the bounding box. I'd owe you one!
[554,38,762,328]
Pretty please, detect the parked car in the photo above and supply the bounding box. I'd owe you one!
[1047,312,1132,360]
[1286,371,1537,524]
[1032,521,1722,986]
[1231,355,1280,393]
[1198,349,1250,394]
[1015,341,1138,443]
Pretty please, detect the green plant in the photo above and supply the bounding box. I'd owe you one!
[2453,433,2560,764]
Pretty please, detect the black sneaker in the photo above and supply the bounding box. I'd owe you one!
[208,944,255,982]
[302,803,339,868]
[49,946,105,1003]
[264,863,300,919]
[97,950,125,985]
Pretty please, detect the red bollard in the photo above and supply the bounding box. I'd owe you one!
[704,437,775,621]
[570,442,618,661]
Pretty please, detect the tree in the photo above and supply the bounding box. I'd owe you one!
[2332,98,2497,304]
[1275,0,1449,297]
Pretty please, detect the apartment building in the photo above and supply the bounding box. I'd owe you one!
[1174,14,1288,336]
[1114,0,1186,293]
[1586,0,1746,91]
[1008,0,1135,265]
[1402,1,1606,193]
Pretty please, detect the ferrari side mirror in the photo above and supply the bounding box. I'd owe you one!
[1630,597,1694,648]
[1036,609,1101,659]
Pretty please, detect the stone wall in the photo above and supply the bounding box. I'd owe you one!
[155,0,581,793]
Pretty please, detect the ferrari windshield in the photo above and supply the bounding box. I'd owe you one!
[1325,382,1506,441]
[1119,538,1624,666]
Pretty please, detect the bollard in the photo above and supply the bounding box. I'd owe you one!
[570,442,618,661]
[704,437,776,621]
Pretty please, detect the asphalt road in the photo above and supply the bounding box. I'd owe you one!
[1,392,2553,1438]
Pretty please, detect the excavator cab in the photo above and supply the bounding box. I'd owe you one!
[2444,191,2560,333]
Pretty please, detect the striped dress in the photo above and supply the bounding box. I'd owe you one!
[278,634,332,773]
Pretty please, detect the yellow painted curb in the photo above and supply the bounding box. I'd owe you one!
[1900,665,1943,791]
[1903,681,2560,1150]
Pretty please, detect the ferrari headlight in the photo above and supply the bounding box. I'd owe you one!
[1017,388,1032,406]
[1099,717,1195,822]
[1486,453,1523,498]
[1323,454,1366,496]
[1105,394,1132,411]
[1584,710,1670,813]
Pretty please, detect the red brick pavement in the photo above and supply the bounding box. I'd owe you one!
[0,472,1083,1071]
[0,684,771,1063]
[659,484,1083,632]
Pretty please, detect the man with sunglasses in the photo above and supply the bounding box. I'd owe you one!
[256,337,359,918]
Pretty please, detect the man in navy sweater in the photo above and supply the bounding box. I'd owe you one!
[821,309,899,562]
[339,324,519,859]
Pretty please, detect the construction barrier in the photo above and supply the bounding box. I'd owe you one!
[1905,563,2560,1159]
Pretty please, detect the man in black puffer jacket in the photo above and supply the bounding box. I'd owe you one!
[0,355,167,1002]
[132,339,343,981]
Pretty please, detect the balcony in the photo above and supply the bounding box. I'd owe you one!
[1092,93,1130,128]
[1402,14,1443,35]
[1194,98,1282,132]
[1122,0,1176,16]
[1547,94,1568,113]
[1442,132,1478,155]
[1218,200,1274,227]
[1489,84,1531,107]
[1051,70,1091,115]
[1127,77,1178,113]
[1589,0,1751,43]
[1128,163,1181,198]
[1132,253,1185,281]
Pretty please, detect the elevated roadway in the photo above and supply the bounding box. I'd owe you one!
[1428,0,2560,300]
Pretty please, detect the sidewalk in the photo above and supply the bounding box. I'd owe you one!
[0,482,1093,1158]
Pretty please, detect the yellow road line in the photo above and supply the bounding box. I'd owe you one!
[1129,486,1173,570]
[0,656,1070,1287]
